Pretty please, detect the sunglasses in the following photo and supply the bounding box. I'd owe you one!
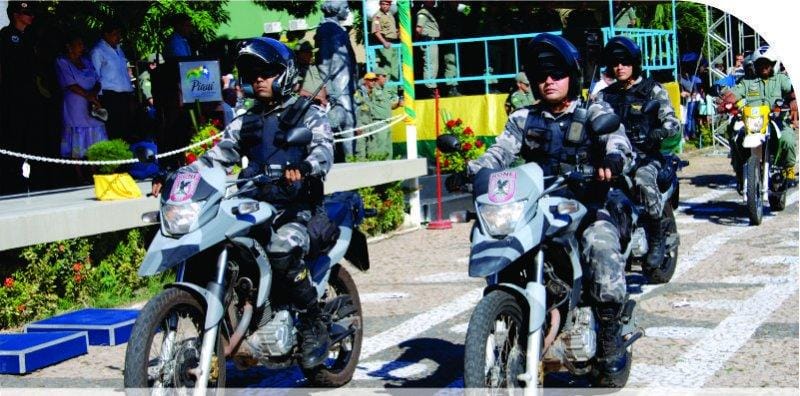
[241,66,282,82]
[531,69,569,83]
[609,59,633,67]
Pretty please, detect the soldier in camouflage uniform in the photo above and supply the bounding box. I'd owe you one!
[504,72,535,115]
[354,72,378,160]
[373,66,399,159]
[454,34,634,383]
[416,1,440,92]
[151,38,334,369]
[596,36,681,271]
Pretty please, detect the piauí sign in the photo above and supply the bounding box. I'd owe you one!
[179,59,222,103]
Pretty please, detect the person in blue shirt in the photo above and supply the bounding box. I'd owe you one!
[164,13,193,60]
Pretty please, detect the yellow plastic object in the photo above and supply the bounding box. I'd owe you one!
[93,173,143,201]
[743,104,770,134]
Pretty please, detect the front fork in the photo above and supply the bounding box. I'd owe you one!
[194,248,228,393]
[519,250,546,395]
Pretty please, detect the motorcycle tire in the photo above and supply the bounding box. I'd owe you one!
[642,205,679,284]
[464,290,527,390]
[769,190,787,211]
[124,287,226,392]
[303,265,363,387]
[745,155,763,225]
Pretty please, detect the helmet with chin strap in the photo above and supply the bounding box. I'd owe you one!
[522,33,583,100]
[236,37,297,100]
[602,35,642,78]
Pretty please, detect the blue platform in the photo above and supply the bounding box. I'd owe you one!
[0,331,88,374]
[25,308,139,346]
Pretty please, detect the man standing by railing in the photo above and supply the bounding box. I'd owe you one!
[416,0,439,97]
[372,0,398,97]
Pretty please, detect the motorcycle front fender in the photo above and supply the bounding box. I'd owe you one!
[743,133,765,148]
[167,282,225,331]
[485,282,547,333]
[469,213,544,278]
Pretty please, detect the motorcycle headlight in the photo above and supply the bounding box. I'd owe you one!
[162,201,205,235]
[745,115,764,133]
[478,200,527,237]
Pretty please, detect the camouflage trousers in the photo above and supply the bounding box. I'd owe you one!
[267,210,312,256]
[267,209,316,309]
[581,210,627,304]
[634,159,663,218]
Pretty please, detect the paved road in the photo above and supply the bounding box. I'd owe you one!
[2,151,798,392]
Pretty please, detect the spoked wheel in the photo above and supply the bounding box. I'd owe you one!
[745,155,764,225]
[464,290,527,390]
[303,265,363,387]
[124,288,226,393]
[642,205,679,284]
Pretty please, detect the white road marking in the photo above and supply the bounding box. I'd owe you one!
[644,326,711,340]
[360,288,483,360]
[456,257,469,264]
[360,292,410,303]
[449,323,469,334]
[720,275,796,285]
[414,272,473,283]
[752,256,799,266]
[353,360,429,381]
[674,299,745,311]
[632,274,798,387]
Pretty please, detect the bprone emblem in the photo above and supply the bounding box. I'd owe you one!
[170,173,201,202]
[488,171,517,203]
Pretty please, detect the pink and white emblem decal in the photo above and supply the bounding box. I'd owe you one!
[169,173,201,202]
[488,171,517,203]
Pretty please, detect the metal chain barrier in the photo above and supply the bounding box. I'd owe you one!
[334,114,407,143]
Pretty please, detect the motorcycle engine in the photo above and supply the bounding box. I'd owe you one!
[545,307,597,365]
[242,310,297,359]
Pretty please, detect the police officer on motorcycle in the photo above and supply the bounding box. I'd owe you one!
[722,46,798,185]
[151,37,335,369]
[596,36,681,272]
[449,33,635,384]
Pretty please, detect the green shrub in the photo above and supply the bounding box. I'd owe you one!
[358,182,407,237]
[86,139,132,174]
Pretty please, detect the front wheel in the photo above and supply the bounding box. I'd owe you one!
[745,155,763,225]
[124,288,226,392]
[642,205,679,284]
[464,290,527,389]
[303,265,363,387]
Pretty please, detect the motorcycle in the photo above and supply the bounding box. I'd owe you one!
[726,98,791,225]
[123,127,371,392]
[437,113,643,392]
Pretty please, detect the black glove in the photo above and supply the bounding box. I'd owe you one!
[445,172,468,193]
[602,153,625,177]
[286,161,313,177]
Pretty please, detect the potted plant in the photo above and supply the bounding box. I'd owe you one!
[438,112,487,174]
[86,139,142,200]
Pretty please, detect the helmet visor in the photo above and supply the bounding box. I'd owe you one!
[238,56,284,82]
[531,69,569,84]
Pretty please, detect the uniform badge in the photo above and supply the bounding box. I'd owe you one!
[11,35,20,44]
[169,173,201,202]
[488,171,517,203]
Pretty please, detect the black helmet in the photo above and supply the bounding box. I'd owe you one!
[236,37,297,99]
[523,33,583,100]
[602,36,642,78]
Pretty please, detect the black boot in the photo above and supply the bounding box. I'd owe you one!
[298,305,330,369]
[644,216,666,271]
[595,303,627,376]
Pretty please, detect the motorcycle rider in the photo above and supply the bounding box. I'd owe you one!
[721,46,797,185]
[595,36,681,271]
[449,33,635,384]
[151,37,334,369]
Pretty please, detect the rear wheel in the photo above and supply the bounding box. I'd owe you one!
[642,205,679,284]
[464,290,527,390]
[745,155,763,225]
[303,265,363,387]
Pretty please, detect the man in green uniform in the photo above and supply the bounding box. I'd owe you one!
[723,46,797,181]
[371,66,399,159]
[354,72,378,161]
[505,72,534,115]
[372,0,398,97]
[416,1,439,95]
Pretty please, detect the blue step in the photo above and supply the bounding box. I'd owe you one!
[25,308,139,346]
[0,331,88,374]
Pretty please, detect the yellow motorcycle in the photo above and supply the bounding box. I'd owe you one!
[728,99,790,225]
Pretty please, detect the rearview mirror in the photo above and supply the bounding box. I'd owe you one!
[436,134,461,153]
[590,113,621,136]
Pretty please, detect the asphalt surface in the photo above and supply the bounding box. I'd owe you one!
[1,150,798,393]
